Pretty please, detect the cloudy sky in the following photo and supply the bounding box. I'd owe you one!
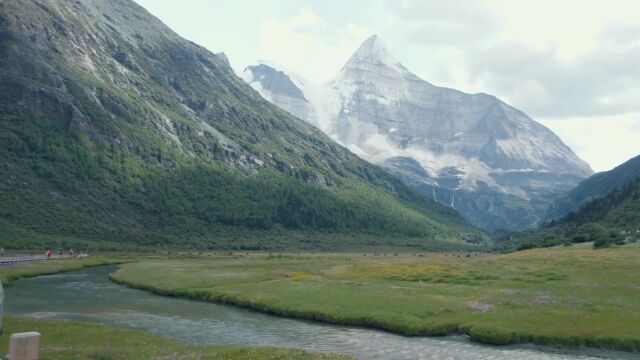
[135,0,640,172]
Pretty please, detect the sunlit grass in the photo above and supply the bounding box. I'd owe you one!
[0,316,352,360]
[111,248,640,352]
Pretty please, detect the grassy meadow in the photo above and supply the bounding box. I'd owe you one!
[110,248,640,352]
[0,316,352,360]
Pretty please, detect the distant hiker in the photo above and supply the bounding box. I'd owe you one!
[58,249,63,256]
[0,248,4,256]
[46,249,52,258]
[69,248,74,257]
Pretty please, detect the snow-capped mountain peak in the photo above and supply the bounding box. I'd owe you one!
[242,35,593,231]
[341,35,410,76]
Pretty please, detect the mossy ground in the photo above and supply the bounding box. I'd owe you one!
[111,248,640,352]
[0,316,352,360]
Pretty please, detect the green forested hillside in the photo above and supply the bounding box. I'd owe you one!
[546,154,640,220]
[0,0,486,250]
[502,177,640,250]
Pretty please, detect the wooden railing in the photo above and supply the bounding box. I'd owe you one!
[0,255,77,266]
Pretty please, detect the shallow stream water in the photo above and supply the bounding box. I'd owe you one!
[4,266,634,360]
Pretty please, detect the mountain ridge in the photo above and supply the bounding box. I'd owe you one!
[506,176,640,251]
[243,35,593,231]
[493,154,640,251]
[546,154,640,220]
[0,0,486,250]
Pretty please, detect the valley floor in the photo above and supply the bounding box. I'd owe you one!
[110,249,640,352]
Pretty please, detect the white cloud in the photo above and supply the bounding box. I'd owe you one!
[257,8,371,83]
[387,0,502,47]
[464,37,640,118]
[132,0,640,170]
[375,1,640,120]
[376,0,640,171]
[540,114,640,172]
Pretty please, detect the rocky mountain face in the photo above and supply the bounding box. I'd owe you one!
[243,35,593,231]
[241,62,317,126]
[546,154,640,220]
[0,1,486,250]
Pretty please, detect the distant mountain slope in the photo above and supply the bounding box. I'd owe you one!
[506,177,640,250]
[564,177,640,227]
[0,0,486,250]
[381,157,546,231]
[546,154,640,220]
[243,35,592,231]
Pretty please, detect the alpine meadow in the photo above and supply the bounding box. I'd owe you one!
[0,1,639,359]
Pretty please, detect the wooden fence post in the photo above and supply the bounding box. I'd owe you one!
[8,332,40,360]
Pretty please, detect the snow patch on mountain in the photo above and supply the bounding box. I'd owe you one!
[242,35,594,230]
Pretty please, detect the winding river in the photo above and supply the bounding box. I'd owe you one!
[4,266,633,360]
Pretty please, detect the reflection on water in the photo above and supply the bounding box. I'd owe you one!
[4,266,633,360]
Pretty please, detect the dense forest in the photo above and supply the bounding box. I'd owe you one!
[0,110,481,250]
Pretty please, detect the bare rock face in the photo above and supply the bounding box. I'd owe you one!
[241,62,316,125]
[243,35,593,230]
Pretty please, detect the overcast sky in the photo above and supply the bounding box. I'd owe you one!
[134,0,640,172]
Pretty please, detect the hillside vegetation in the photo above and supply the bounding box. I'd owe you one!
[0,0,485,250]
[546,154,640,220]
[501,177,640,251]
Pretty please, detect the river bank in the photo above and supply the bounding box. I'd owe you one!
[8,265,629,360]
[109,249,640,353]
[0,261,353,360]
[0,316,352,360]
[0,256,126,284]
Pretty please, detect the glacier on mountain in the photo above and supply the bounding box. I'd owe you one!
[242,35,593,230]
